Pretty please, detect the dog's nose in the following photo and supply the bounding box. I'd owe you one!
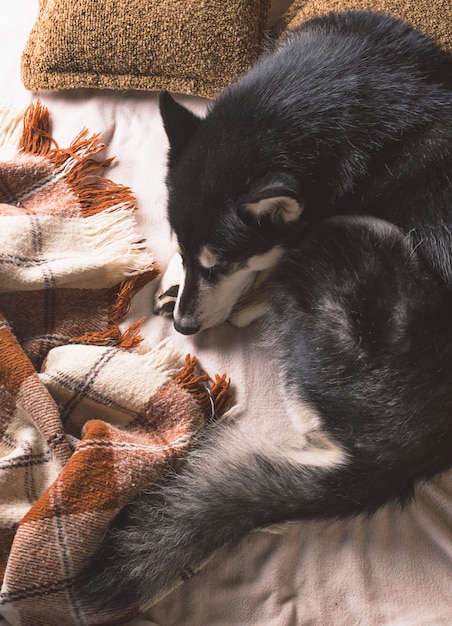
[173,319,201,335]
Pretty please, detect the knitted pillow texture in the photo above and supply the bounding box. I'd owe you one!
[279,0,452,51]
[21,0,271,98]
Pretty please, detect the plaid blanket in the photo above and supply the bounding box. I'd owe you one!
[0,103,232,625]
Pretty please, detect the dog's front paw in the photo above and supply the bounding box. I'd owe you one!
[153,253,183,317]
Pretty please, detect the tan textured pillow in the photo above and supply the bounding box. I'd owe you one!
[21,0,271,98]
[278,0,452,51]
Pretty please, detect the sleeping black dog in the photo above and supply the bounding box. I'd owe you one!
[78,11,452,614]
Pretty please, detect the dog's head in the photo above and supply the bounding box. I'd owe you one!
[160,91,305,334]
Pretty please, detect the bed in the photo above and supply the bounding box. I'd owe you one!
[1,1,451,624]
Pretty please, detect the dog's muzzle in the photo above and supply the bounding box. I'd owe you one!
[173,318,201,335]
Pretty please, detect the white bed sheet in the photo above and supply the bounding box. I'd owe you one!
[1,2,452,625]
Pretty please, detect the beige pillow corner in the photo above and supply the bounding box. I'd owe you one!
[279,0,451,52]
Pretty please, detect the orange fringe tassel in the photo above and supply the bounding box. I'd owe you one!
[72,271,159,348]
[110,272,160,323]
[19,100,55,156]
[73,318,144,349]
[19,101,138,218]
[175,355,233,421]
[19,101,160,349]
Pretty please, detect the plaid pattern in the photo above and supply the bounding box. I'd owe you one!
[0,103,232,625]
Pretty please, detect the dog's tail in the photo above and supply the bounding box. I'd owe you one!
[73,414,367,617]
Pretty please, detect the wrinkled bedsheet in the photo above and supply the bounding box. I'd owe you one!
[1,2,452,624]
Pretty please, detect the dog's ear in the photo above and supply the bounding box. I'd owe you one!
[243,177,304,227]
[159,91,202,160]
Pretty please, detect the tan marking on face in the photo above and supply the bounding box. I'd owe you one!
[198,245,219,269]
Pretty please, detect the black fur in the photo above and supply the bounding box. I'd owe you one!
[163,12,452,290]
[76,11,452,617]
